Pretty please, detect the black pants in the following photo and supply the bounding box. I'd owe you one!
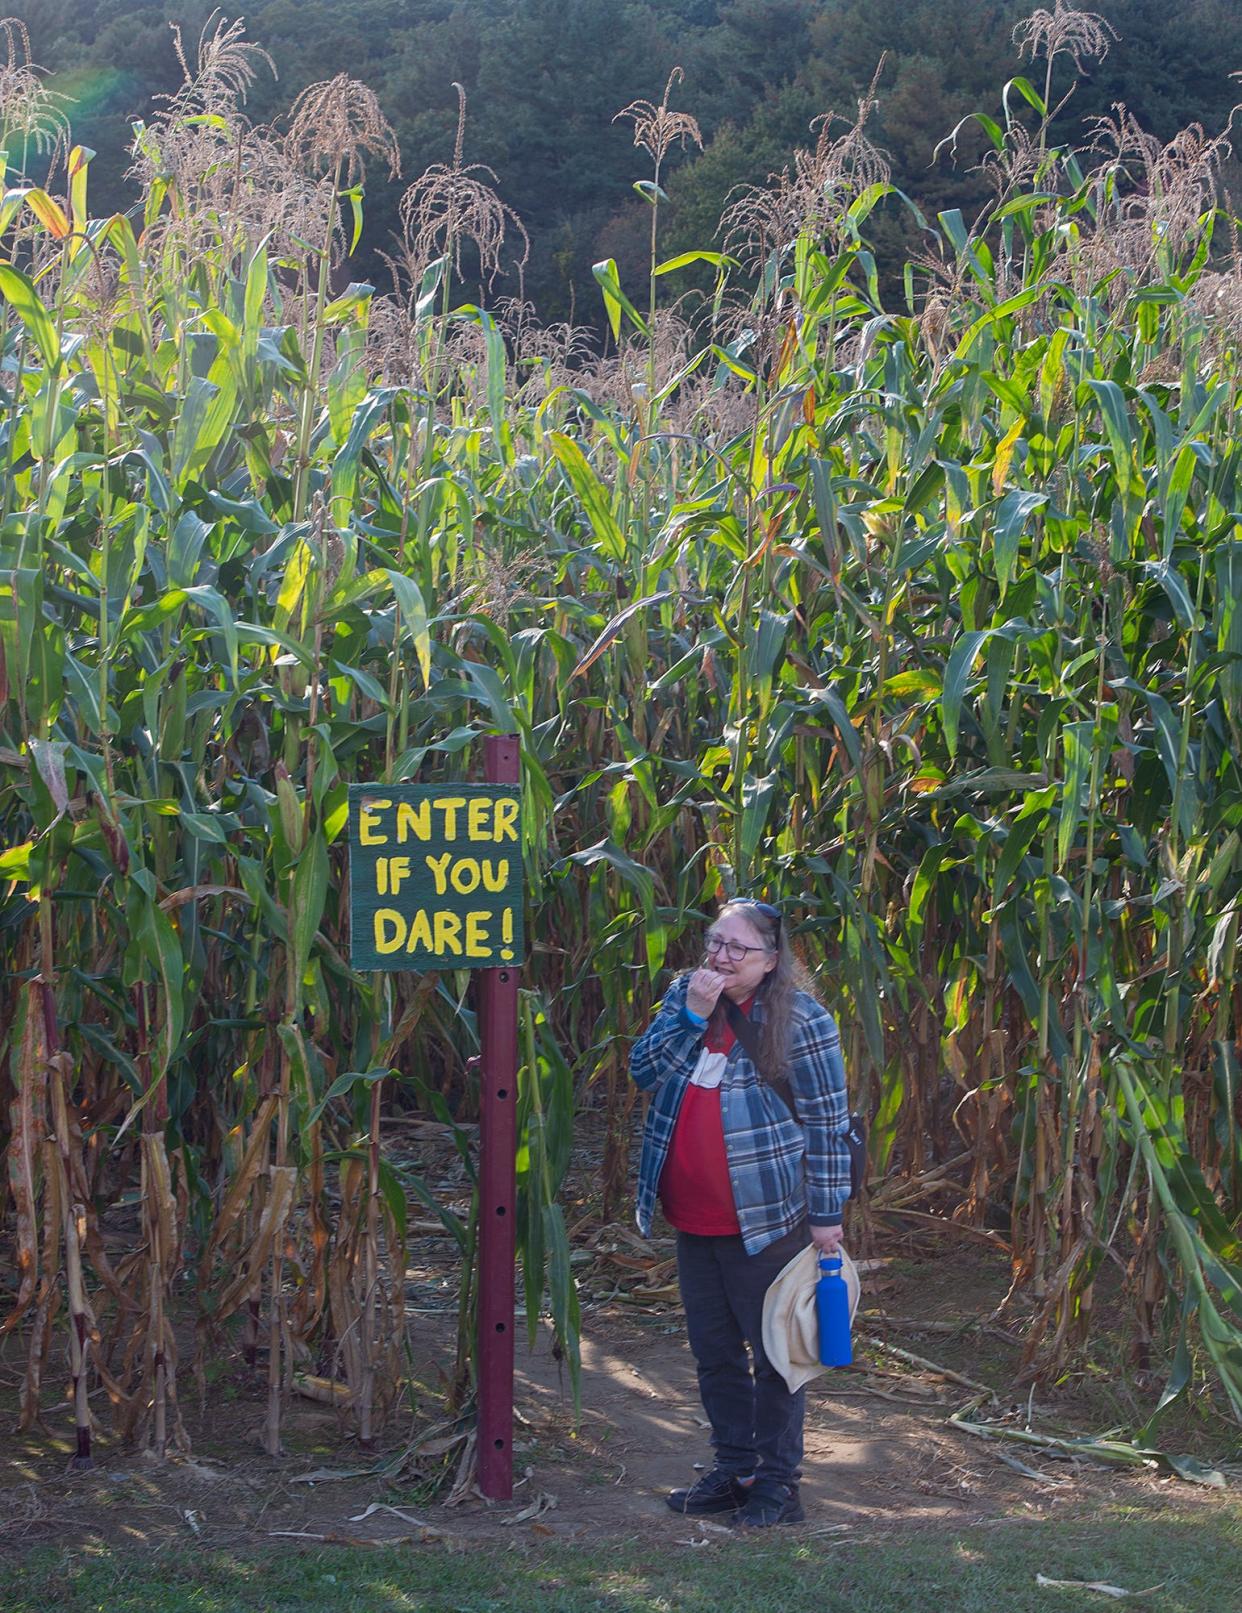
[675,1221,808,1487]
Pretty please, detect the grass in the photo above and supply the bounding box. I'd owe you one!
[3,1504,1241,1613]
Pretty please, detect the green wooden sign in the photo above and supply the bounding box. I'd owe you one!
[348,784,524,971]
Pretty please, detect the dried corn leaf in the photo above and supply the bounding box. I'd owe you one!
[1035,1576,1164,1599]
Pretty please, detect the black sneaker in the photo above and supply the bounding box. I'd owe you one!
[730,1480,804,1528]
[666,1467,755,1515]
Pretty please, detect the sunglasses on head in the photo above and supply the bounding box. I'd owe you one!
[728,898,782,941]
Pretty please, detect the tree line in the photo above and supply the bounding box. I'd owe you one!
[16,0,1242,328]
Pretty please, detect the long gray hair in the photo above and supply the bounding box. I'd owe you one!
[705,900,822,1085]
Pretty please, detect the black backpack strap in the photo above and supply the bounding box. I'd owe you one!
[723,998,795,1113]
[845,1109,868,1197]
[724,998,867,1196]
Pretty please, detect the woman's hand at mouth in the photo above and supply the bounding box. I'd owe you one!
[686,967,727,1019]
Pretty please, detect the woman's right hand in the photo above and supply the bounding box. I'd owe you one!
[686,967,726,1020]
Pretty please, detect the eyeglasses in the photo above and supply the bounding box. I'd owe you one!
[702,899,783,963]
[704,933,775,962]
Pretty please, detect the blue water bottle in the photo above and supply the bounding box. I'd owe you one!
[817,1254,853,1367]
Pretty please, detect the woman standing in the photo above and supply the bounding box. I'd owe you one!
[630,899,852,1528]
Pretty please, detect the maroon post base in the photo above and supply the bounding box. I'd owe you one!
[477,734,520,1500]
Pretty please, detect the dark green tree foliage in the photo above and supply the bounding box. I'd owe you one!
[14,0,1242,322]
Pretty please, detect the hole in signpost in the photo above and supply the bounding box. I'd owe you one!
[496,1205,507,1215]
[494,1438,505,1450]
[499,971,509,983]
[497,1088,508,1099]
[495,1321,506,1333]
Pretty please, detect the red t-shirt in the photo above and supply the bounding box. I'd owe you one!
[659,1000,754,1236]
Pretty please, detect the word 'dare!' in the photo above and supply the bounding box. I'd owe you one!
[348,783,524,972]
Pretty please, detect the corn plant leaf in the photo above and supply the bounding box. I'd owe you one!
[993,807,1047,898]
[1112,677,1197,839]
[170,373,238,488]
[991,490,1046,596]
[542,1201,581,1403]
[307,1066,391,1127]
[1142,559,1199,633]
[591,257,648,342]
[0,841,33,879]
[953,283,1050,358]
[127,874,186,1087]
[1032,1577,1153,1599]
[654,250,734,277]
[570,591,676,680]
[942,630,988,759]
[28,737,69,817]
[180,585,240,688]
[1161,1452,1225,1488]
[0,263,60,369]
[740,771,779,869]
[1057,721,1094,868]
[567,839,654,914]
[460,659,516,731]
[66,145,93,245]
[290,832,330,983]
[548,432,626,561]
[23,187,70,238]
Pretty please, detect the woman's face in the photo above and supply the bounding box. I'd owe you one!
[703,908,778,1003]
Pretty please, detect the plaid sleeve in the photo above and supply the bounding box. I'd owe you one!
[788,1001,852,1225]
[629,974,704,1092]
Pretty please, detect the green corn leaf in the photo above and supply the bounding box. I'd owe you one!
[591,257,648,342]
[1142,559,1199,633]
[383,568,432,689]
[548,432,626,560]
[567,839,654,915]
[1057,721,1094,868]
[0,263,60,370]
[654,249,735,276]
[993,807,1046,898]
[1087,379,1135,478]
[818,687,863,772]
[542,1200,581,1404]
[290,832,329,984]
[740,771,779,870]
[1002,74,1048,119]
[307,1065,392,1127]
[942,629,988,759]
[131,873,186,1084]
[170,373,237,488]
[992,490,1047,596]
[1113,676,1197,840]
[461,659,516,731]
[953,283,1050,358]
[375,1157,408,1243]
[1214,542,1242,730]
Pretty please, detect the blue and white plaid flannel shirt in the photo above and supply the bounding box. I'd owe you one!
[630,973,853,1255]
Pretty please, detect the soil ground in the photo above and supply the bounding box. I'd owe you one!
[2,1113,1239,1564]
[1,1234,1238,1560]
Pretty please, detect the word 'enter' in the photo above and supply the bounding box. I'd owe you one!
[359,796,519,846]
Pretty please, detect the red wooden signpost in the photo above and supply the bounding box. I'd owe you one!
[476,733,519,1499]
[348,735,522,1500]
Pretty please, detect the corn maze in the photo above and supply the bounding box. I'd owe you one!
[1,14,1240,1466]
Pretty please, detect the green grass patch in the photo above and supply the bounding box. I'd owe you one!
[3,1504,1241,1613]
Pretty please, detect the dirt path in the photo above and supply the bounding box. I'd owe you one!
[0,1252,1225,1559]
